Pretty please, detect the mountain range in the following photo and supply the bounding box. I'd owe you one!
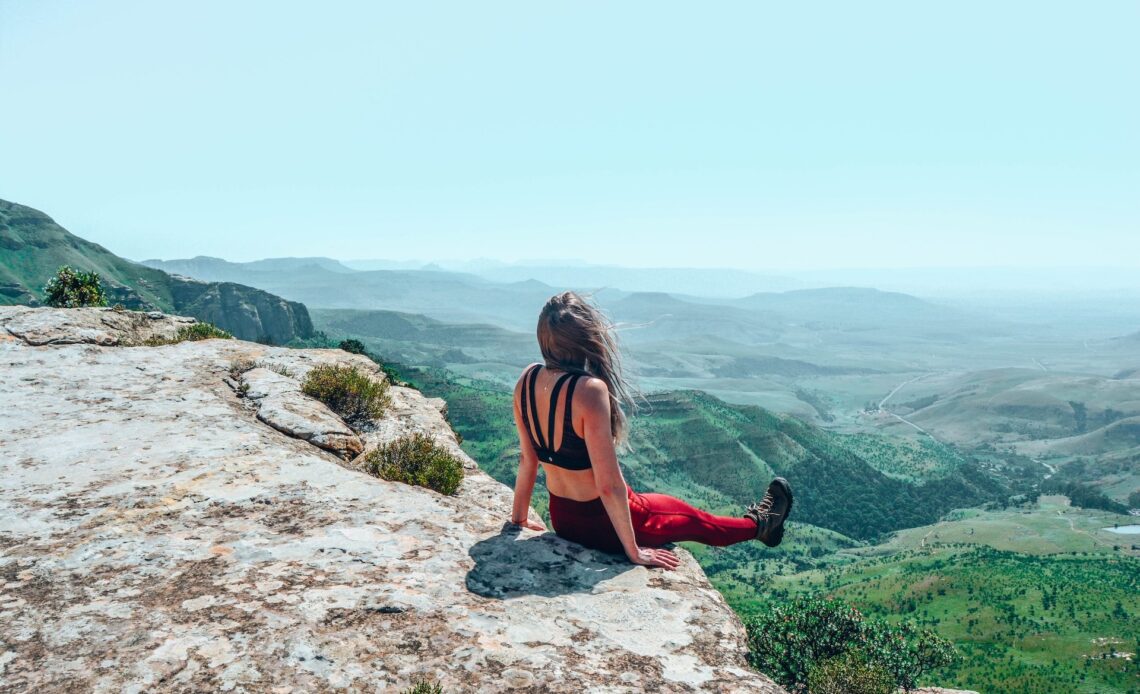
[0,199,313,343]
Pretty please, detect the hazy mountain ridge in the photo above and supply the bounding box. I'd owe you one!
[0,199,313,343]
[141,255,357,280]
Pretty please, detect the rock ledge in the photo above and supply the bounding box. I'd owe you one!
[0,307,782,693]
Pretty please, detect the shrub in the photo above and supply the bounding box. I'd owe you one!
[175,323,232,341]
[43,266,108,308]
[364,433,464,495]
[807,651,894,694]
[743,597,957,692]
[339,338,367,355]
[146,322,232,345]
[302,364,390,428]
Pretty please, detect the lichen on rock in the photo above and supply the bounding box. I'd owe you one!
[0,306,784,693]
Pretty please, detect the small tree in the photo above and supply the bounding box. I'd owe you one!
[43,266,108,308]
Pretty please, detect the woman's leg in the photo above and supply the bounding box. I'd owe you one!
[629,490,758,547]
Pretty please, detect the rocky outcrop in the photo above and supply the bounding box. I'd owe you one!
[241,367,364,460]
[0,307,783,693]
[0,305,197,345]
[0,198,314,344]
[169,276,315,345]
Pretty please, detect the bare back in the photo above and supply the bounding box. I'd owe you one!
[513,364,608,502]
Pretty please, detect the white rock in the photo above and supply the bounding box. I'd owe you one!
[0,307,784,693]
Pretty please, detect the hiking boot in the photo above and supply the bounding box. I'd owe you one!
[744,477,794,547]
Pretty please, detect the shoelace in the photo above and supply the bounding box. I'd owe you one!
[747,493,777,521]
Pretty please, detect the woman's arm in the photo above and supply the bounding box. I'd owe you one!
[510,370,546,531]
[579,379,679,570]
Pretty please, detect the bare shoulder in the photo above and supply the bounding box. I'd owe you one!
[575,376,610,410]
[514,362,542,391]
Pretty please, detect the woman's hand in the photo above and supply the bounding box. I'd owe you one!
[512,517,547,532]
[629,546,681,570]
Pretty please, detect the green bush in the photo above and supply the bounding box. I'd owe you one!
[302,364,390,428]
[364,433,464,495]
[43,266,108,308]
[339,338,367,355]
[146,322,232,345]
[175,323,232,341]
[743,597,957,692]
[807,651,894,694]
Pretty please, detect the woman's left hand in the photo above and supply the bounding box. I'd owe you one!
[513,518,547,532]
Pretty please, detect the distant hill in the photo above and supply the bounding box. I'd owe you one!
[437,262,804,297]
[142,255,355,282]
[311,308,536,368]
[729,286,966,328]
[139,257,557,330]
[0,199,313,343]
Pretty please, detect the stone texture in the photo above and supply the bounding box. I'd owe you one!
[237,367,364,460]
[0,305,197,346]
[0,307,783,693]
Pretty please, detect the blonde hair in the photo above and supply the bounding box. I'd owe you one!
[537,291,636,445]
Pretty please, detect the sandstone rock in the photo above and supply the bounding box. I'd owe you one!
[238,366,297,400]
[0,305,197,346]
[237,366,366,460]
[0,307,784,693]
[256,391,364,460]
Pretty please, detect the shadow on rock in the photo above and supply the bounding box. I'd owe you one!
[466,523,637,599]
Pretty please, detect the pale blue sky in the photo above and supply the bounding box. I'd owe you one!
[1,1,1137,269]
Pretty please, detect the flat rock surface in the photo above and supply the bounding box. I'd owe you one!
[237,366,364,460]
[0,307,782,693]
[0,305,197,346]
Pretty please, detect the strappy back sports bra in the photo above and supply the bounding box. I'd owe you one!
[519,364,591,470]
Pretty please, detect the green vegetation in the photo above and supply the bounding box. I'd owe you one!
[43,265,108,308]
[338,338,367,354]
[621,390,1010,541]
[738,501,1140,694]
[1041,479,1130,514]
[364,433,464,495]
[144,322,233,345]
[807,650,895,694]
[744,596,956,692]
[302,364,391,428]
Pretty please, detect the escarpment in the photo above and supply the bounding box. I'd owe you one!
[0,306,784,692]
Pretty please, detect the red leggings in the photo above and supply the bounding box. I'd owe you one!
[548,487,758,555]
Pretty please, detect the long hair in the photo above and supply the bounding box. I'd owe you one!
[537,291,637,445]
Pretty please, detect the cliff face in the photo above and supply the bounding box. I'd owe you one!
[0,306,782,693]
[0,199,313,344]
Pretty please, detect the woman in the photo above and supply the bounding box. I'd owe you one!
[509,291,793,570]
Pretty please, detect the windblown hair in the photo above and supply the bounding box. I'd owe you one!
[537,291,637,445]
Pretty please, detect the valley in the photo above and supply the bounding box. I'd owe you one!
[6,214,1138,692]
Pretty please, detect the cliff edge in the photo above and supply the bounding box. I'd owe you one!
[0,307,782,693]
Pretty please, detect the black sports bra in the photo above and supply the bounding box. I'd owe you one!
[519,364,591,470]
